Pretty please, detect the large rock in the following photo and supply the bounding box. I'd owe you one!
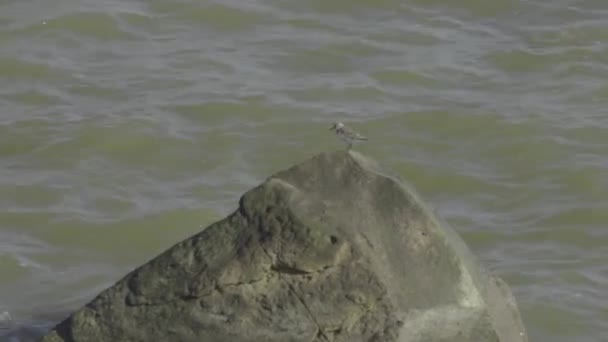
[42,151,527,342]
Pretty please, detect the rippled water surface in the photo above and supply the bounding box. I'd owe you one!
[1,0,607,341]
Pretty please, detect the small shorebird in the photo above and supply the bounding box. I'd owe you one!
[329,122,368,150]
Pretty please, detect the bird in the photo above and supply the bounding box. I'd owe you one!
[329,122,368,150]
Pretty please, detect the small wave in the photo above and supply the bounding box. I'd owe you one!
[0,57,70,80]
[35,12,135,41]
[148,2,275,31]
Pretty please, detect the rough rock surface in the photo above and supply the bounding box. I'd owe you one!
[42,151,527,342]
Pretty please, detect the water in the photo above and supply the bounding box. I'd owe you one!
[1,0,607,341]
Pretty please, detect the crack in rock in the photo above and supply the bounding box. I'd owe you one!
[286,281,331,342]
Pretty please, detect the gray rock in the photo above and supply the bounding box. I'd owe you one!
[41,151,527,342]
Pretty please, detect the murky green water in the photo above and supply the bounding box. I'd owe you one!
[1,0,607,341]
